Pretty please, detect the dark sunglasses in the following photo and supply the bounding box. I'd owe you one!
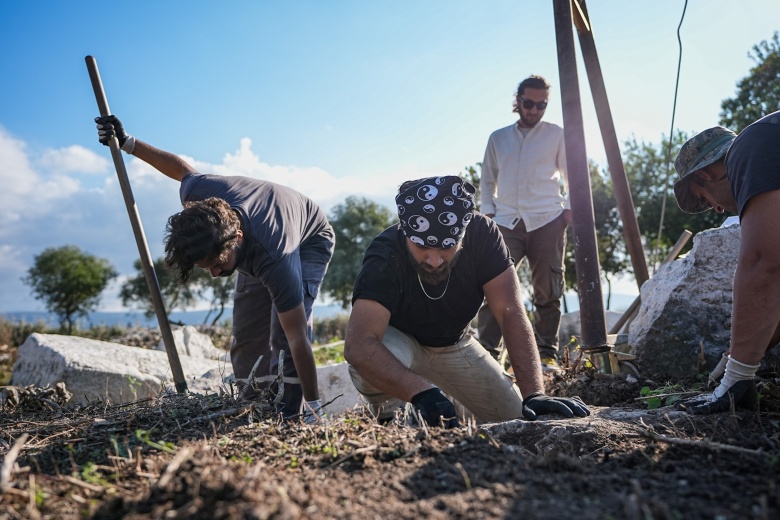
[518,97,548,110]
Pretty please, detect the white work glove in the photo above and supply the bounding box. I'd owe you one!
[677,355,759,414]
[302,399,324,424]
[708,352,729,386]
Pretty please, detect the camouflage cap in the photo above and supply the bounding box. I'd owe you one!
[673,126,736,213]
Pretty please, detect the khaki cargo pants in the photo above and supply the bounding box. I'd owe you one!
[348,326,525,423]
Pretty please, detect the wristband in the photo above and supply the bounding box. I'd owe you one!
[121,135,136,154]
[713,355,759,399]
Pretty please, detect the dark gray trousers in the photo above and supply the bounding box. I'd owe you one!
[231,244,331,417]
[477,213,567,360]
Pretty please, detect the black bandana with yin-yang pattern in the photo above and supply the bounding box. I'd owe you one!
[395,175,476,249]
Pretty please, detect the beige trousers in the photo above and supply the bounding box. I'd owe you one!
[348,326,525,423]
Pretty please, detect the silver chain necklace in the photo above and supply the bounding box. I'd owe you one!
[417,272,451,300]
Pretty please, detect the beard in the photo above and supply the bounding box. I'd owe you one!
[519,111,541,128]
[408,248,461,285]
[219,241,246,277]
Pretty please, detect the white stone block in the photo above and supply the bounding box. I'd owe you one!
[11,333,233,404]
[316,362,361,417]
[154,325,226,361]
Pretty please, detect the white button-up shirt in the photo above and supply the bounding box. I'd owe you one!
[480,121,569,232]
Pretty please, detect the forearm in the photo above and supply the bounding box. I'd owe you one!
[502,310,545,398]
[730,260,780,365]
[346,337,431,402]
[485,269,545,397]
[287,337,320,402]
[130,139,197,182]
[277,304,319,401]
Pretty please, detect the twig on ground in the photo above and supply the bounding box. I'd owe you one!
[242,355,265,400]
[154,447,192,490]
[61,475,104,493]
[194,405,253,424]
[326,445,378,468]
[454,462,472,490]
[634,391,699,401]
[285,394,343,422]
[1,433,29,492]
[272,352,285,406]
[636,418,764,457]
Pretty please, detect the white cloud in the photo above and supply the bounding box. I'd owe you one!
[0,129,86,230]
[0,128,37,221]
[37,145,110,174]
[204,137,434,213]
[0,130,439,313]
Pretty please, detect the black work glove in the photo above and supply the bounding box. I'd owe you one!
[95,115,134,151]
[675,379,758,414]
[410,388,460,428]
[522,393,590,420]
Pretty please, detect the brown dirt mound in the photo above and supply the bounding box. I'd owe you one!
[2,370,780,520]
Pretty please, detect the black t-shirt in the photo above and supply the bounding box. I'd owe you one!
[726,110,780,217]
[352,213,512,346]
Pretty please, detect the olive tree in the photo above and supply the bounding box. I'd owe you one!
[120,257,203,320]
[24,245,117,333]
[321,196,395,308]
[720,32,780,131]
[121,257,236,325]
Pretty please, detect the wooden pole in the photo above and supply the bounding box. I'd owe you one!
[85,56,188,393]
[572,0,650,290]
[553,0,608,352]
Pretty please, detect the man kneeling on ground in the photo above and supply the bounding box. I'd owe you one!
[344,175,589,427]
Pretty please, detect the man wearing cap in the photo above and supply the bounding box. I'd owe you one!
[673,110,780,414]
[344,175,589,427]
[477,75,570,373]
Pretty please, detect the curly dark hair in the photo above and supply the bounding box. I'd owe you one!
[513,75,551,113]
[164,197,242,283]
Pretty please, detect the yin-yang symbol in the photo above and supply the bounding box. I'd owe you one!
[397,204,406,215]
[442,238,456,248]
[409,215,430,232]
[462,213,473,225]
[450,226,460,236]
[452,183,463,197]
[438,212,457,226]
[417,185,438,201]
[410,236,425,246]
[423,204,435,213]
[405,196,415,204]
[443,196,454,206]
[435,177,446,185]
[426,236,439,246]
[463,199,473,209]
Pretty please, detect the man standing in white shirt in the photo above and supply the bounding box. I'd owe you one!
[477,75,570,373]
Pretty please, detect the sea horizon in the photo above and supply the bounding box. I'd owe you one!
[1,292,636,330]
[1,302,351,329]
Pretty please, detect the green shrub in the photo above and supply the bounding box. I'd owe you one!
[313,314,349,345]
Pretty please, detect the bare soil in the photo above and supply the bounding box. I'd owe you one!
[1,360,780,519]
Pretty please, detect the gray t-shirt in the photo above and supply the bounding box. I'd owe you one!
[180,173,334,312]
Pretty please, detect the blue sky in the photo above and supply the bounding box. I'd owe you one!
[1,1,779,313]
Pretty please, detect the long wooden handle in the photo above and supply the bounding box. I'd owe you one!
[85,55,188,394]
